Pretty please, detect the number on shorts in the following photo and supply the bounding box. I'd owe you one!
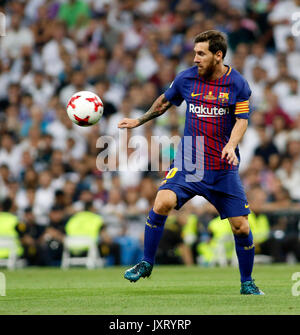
[165,167,178,179]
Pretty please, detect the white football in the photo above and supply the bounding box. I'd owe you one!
[66,91,104,127]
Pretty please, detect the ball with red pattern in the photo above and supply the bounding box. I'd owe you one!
[66,91,104,127]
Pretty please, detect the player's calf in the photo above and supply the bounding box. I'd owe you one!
[229,216,256,287]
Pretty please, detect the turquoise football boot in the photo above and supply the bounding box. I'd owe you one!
[124,261,153,282]
[240,280,265,295]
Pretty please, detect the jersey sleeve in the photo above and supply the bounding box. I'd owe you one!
[164,73,184,106]
[234,78,252,119]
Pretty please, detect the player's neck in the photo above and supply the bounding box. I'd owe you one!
[206,64,228,81]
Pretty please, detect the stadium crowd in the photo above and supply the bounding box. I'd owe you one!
[0,0,300,267]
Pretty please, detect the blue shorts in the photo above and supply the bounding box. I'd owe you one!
[158,167,250,219]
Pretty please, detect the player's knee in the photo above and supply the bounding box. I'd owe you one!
[153,200,174,215]
[153,191,177,215]
[230,218,250,236]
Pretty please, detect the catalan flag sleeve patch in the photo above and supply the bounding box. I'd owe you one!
[234,100,249,119]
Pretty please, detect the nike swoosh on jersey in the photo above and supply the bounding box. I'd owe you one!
[191,92,203,97]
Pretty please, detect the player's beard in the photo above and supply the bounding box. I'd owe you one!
[198,58,218,80]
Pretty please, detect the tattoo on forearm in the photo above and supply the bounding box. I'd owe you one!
[137,94,172,125]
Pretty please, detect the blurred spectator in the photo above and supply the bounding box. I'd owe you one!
[268,0,300,52]
[58,0,90,30]
[271,115,291,154]
[0,132,23,177]
[1,14,34,59]
[41,20,76,77]
[39,204,67,266]
[254,126,280,168]
[25,71,55,108]
[16,207,45,266]
[228,12,256,51]
[279,77,300,121]
[263,89,293,129]
[244,42,278,82]
[102,187,126,237]
[59,69,94,106]
[33,170,55,226]
[286,35,300,80]
[156,210,194,265]
[0,198,23,261]
[276,155,300,201]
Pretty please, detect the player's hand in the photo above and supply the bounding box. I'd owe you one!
[118,118,140,129]
[221,144,239,166]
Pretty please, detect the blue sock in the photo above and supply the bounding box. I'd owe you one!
[234,230,255,283]
[142,208,167,265]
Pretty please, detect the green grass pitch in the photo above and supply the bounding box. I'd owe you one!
[0,264,300,315]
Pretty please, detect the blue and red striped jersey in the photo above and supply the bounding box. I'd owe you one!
[164,65,251,170]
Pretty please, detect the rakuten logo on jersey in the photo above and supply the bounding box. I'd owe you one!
[189,104,229,117]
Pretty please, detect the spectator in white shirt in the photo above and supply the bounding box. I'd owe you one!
[41,20,76,77]
[1,14,34,60]
[244,42,278,82]
[26,70,55,108]
[268,0,300,52]
[33,169,55,226]
[286,35,300,80]
[248,65,267,110]
[276,156,300,201]
[0,132,23,178]
[279,77,300,120]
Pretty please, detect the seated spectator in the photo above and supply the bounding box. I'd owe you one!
[33,170,55,226]
[279,77,300,121]
[58,0,90,30]
[123,186,148,241]
[156,210,194,266]
[101,187,126,237]
[276,156,300,201]
[1,13,34,60]
[0,132,23,178]
[16,207,45,266]
[0,198,23,261]
[244,42,278,82]
[39,205,67,266]
[271,115,291,154]
[286,35,300,80]
[268,0,300,52]
[41,20,76,78]
[65,201,121,265]
[254,126,280,169]
[263,89,293,128]
[252,184,300,263]
[59,69,94,107]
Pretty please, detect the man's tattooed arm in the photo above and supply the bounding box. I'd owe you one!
[137,94,172,126]
[118,94,172,129]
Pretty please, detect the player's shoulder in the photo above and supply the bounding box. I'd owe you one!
[229,67,250,90]
[228,67,251,99]
[228,67,247,83]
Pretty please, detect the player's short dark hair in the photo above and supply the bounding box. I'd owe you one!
[194,30,227,59]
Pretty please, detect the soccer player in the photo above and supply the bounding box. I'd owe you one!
[118,30,264,295]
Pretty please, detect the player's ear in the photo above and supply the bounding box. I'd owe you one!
[215,50,223,62]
